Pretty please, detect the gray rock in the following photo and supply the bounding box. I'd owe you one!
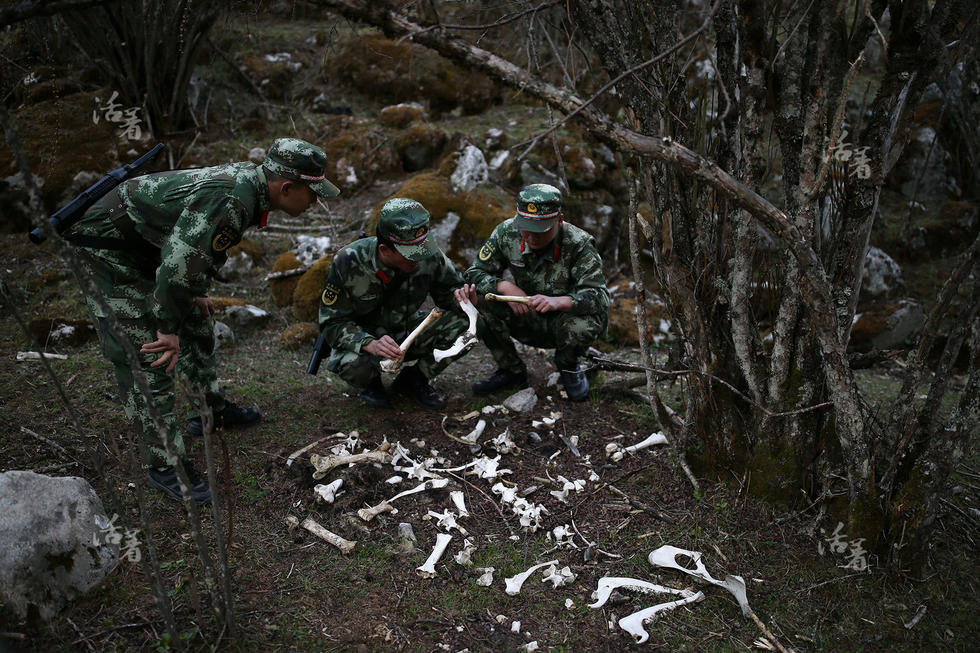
[220,250,254,279]
[863,247,903,298]
[213,320,235,349]
[294,235,333,267]
[520,160,564,189]
[0,471,119,621]
[450,145,489,193]
[503,387,538,413]
[873,299,925,350]
[248,147,266,163]
[222,304,270,328]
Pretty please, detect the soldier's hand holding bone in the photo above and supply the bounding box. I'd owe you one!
[454,283,479,307]
[364,336,402,360]
[494,280,531,316]
[527,294,573,313]
[141,331,180,373]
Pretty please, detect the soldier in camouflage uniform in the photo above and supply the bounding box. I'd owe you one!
[456,184,609,401]
[318,198,472,409]
[66,138,340,504]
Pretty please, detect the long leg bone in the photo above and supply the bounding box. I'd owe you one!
[504,559,559,595]
[624,431,668,454]
[433,299,480,362]
[417,533,453,577]
[618,592,705,644]
[285,515,356,554]
[450,490,470,517]
[485,292,531,304]
[311,441,392,480]
[357,478,450,521]
[286,432,347,467]
[381,308,443,374]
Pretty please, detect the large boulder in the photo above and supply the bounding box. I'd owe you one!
[862,247,903,299]
[850,299,926,352]
[0,471,119,621]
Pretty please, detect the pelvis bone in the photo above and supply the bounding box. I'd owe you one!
[381,308,443,374]
[648,545,751,617]
[311,441,392,480]
[433,299,479,362]
[589,576,703,644]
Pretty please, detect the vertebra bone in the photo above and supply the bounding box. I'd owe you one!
[504,559,558,595]
[417,533,453,577]
[433,299,479,362]
[381,308,443,374]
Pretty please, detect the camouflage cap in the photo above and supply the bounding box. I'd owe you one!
[263,138,340,198]
[514,183,563,233]
[377,198,438,261]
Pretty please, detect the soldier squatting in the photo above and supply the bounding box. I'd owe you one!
[62,140,610,505]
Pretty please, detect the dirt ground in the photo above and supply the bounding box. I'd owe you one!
[1,221,978,653]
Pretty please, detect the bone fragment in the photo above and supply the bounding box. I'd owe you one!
[648,545,751,617]
[454,537,475,565]
[589,577,696,609]
[16,351,68,361]
[511,620,521,633]
[417,533,453,577]
[285,515,356,554]
[427,509,468,535]
[357,478,450,521]
[461,419,486,445]
[287,432,346,468]
[450,490,470,517]
[433,299,479,361]
[504,559,559,595]
[618,591,705,643]
[624,431,668,454]
[313,478,343,503]
[542,565,576,588]
[381,308,443,374]
[311,441,392,480]
[485,292,530,304]
[476,567,495,586]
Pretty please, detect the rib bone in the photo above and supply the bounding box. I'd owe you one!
[285,515,356,554]
[485,292,530,304]
[618,592,705,643]
[417,533,453,577]
[504,559,559,595]
[381,308,443,374]
[357,478,450,521]
[311,441,392,480]
[433,299,479,362]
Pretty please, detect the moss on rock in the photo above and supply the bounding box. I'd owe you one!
[292,255,334,321]
[280,322,319,350]
[269,251,304,307]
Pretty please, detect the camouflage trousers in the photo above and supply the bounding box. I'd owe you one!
[325,309,471,388]
[477,301,607,373]
[72,243,222,468]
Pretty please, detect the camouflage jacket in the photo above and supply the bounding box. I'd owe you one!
[465,219,610,316]
[74,163,270,333]
[318,237,464,352]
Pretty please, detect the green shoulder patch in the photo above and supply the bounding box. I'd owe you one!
[321,284,340,306]
[478,241,495,261]
[211,225,238,252]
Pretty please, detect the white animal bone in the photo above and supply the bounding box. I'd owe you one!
[433,299,479,361]
[417,533,453,577]
[648,545,752,617]
[450,490,470,517]
[310,441,392,480]
[588,577,696,609]
[490,429,518,454]
[471,455,511,479]
[624,431,668,453]
[285,515,356,554]
[485,292,530,304]
[511,620,521,633]
[454,538,475,565]
[618,591,705,643]
[460,419,486,445]
[549,476,586,503]
[476,567,495,586]
[549,524,576,548]
[427,509,467,535]
[492,482,519,504]
[542,565,576,588]
[381,308,443,374]
[357,478,449,521]
[286,432,346,467]
[504,559,558,595]
[512,499,548,531]
[313,479,344,503]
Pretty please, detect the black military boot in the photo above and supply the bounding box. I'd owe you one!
[146,459,212,505]
[358,375,390,407]
[559,365,590,402]
[472,368,528,395]
[187,401,261,436]
[392,366,446,410]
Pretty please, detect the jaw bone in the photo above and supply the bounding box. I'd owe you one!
[417,533,453,577]
[589,577,696,609]
[648,545,751,617]
[504,559,559,595]
[311,441,392,480]
[618,592,705,644]
[381,308,443,374]
[357,477,450,521]
[433,299,479,362]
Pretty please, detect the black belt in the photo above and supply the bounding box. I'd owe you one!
[66,194,161,275]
